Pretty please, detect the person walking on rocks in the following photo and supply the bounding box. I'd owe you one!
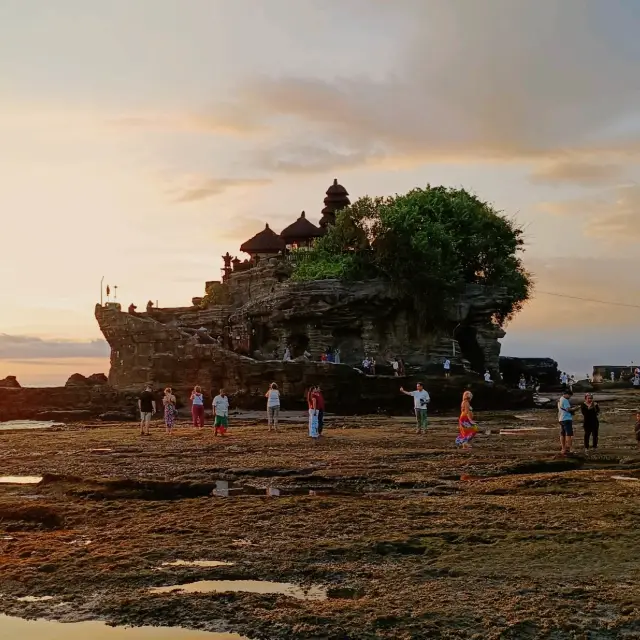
[558,390,578,455]
[212,388,230,436]
[138,384,156,436]
[265,382,281,432]
[580,393,600,451]
[190,385,205,429]
[400,383,430,434]
[162,387,177,434]
[307,385,320,442]
[456,390,478,449]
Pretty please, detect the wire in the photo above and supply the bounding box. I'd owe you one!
[536,291,640,310]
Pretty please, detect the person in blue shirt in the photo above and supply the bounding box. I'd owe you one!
[558,390,578,455]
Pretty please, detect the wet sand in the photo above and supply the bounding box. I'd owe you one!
[1,395,640,639]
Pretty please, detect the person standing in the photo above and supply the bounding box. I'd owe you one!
[456,390,478,449]
[138,384,156,436]
[283,346,292,362]
[370,357,376,375]
[518,375,527,390]
[190,385,205,428]
[400,383,430,434]
[610,371,616,383]
[334,348,341,365]
[635,411,640,446]
[560,372,568,390]
[558,390,578,455]
[391,358,400,377]
[313,385,326,435]
[162,387,177,434]
[484,370,493,384]
[580,393,600,451]
[212,389,230,436]
[362,356,370,374]
[443,358,451,378]
[265,382,280,432]
[307,385,320,442]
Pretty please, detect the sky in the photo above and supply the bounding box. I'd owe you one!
[1,0,640,385]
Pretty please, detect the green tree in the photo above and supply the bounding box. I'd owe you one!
[291,186,532,326]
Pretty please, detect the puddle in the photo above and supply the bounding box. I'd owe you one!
[0,615,249,639]
[0,421,63,431]
[17,596,54,602]
[149,580,327,601]
[0,476,43,484]
[161,560,234,568]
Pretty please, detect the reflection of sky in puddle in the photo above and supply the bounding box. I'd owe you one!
[0,421,62,431]
[0,476,43,484]
[0,615,249,639]
[150,580,327,601]
[161,560,234,568]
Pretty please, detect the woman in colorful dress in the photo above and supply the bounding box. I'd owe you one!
[456,390,478,449]
[162,387,177,434]
[307,385,320,443]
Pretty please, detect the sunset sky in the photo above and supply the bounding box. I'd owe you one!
[1,0,639,386]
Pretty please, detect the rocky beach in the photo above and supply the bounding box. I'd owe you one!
[1,392,640,639]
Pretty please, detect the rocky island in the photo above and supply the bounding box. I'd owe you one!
[95,179,532,412]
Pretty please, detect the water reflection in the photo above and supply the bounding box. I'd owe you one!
[0,615,249,639]
[150,579,327,601]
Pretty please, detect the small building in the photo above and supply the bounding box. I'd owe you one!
[319,178,351,231]
[279,211,323,250]
[239,223,286,260]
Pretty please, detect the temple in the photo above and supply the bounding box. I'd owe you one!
[95,177,522,410]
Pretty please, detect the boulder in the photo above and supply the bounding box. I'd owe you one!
[87,373,108,385]
[0,375,21,388]
[65,373,90,387]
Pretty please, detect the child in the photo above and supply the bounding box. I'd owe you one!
[635,411,640,446]
[212,389,230,436]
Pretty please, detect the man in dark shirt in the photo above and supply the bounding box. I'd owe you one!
[137,385,156,436]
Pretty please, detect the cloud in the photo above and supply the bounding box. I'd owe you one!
[185,1,640,175]
[529,160,626,186]
[538,184,640,240]
[171,177,272,203]
[0,334,109,360]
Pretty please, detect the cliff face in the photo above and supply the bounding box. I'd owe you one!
[95,264,515,409]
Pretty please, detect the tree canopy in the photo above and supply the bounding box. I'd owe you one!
[291,186,532,326]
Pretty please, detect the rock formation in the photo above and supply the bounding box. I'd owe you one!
[0,375,21,388]
[94,259,526,411]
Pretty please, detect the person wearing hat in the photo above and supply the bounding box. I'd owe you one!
[580,393,600,451]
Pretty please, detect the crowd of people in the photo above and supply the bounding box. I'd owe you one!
[137,377,640,454]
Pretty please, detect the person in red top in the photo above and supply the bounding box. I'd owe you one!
[312,385,326,435]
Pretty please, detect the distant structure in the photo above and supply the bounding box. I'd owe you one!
[319,178,351,230]
[237,178,350,261]
[280,211,323,250]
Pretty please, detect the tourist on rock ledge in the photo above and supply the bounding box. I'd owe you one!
[484,370,493,384]
[265,382,280,432]
[391,357,400,377]
[212,389,229,436]
[518,375,527,390]
[190,385,205,429]
[162,387,177,435]
[400,382,430,434]
[443,358,451,378]
[581,393,600,451]
[137,384,156,437]
[557,389,578,455]
[456,391,478,450]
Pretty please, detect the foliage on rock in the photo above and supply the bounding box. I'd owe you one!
[200,282,231,307]
[291,186,532,326]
